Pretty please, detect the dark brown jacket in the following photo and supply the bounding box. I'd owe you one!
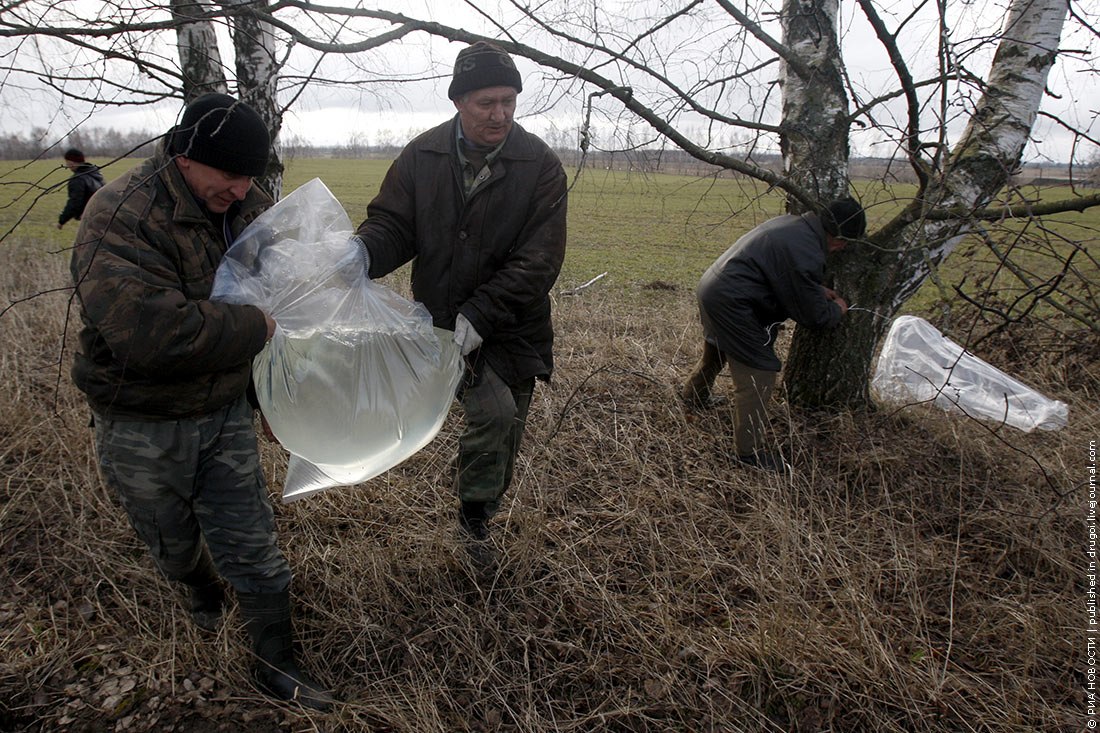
[355,116,568,385]
[696,213,842,371]
[70,147,271,419]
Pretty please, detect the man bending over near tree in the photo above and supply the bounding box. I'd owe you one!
[682,198,866,472]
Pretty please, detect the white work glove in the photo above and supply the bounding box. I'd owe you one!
[350,234,370,275]
[453,313,483,356]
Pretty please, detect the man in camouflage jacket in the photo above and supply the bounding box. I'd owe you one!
[70,93,332,711]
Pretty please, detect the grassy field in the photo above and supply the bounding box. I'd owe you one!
[0,157,1095,732]
[286,157,792,294]
[9,155,1099,300]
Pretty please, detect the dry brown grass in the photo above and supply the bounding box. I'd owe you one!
[0,246,1091,732]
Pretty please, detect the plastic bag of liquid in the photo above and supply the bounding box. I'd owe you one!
[211,178,463,501]
[871,315,1068,432]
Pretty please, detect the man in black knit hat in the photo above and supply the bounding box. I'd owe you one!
[682,198,866,472]
[353,42,568,551]
[69,93,333,710]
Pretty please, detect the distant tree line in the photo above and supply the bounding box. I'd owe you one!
[5,127,1093,188]
[0,127,158,162]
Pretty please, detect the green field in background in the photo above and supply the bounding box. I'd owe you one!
[3,157,1097,321]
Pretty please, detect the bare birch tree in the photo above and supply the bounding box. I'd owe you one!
[785,0,1084,405]
[1,0,1096,407]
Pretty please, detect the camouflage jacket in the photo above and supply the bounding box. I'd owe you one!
[70,148,271,420]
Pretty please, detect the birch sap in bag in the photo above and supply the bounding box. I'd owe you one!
[255,323,462,486]
[211,178,464,500]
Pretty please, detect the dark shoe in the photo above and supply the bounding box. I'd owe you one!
[179,552,226,632]
[458,501,498,574]
[735,450,789,473]
[189,584,226,632]
[683,394,728,410]
[237,591,334,712]
[458,501,490,541]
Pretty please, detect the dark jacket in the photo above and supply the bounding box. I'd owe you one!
[70,146,271,419]
[696,213,842,371]
[355,116,568,385]
[59,163,105,226]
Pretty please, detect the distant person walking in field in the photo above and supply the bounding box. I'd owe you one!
[69,93,332,711]
[353,41,568,546]
[682,198,866,472]
[57,148,104,229]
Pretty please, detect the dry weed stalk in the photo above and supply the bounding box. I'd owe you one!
[0,252,1089,732]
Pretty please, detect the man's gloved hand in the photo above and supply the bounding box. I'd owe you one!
[453,313,483,356]
[350,234,370,275]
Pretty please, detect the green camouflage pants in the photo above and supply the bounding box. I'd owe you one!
[455,364,535,516]
[93,395,291,594]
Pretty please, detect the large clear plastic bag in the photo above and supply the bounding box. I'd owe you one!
[211,178,463,501]
[871,315,1068,432]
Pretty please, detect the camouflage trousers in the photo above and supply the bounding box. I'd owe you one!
[455,364,535,516]
[93,395,291,594]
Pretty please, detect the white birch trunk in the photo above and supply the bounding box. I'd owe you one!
[778,0,851,205]
[170,0,228,100]
[223,0,283,200]
[785,0,1068,407]
[882,0,1069,311]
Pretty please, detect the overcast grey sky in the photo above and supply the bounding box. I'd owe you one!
[1,0,1095,164]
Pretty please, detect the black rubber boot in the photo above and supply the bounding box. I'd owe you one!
[237,591,334,712]
[458,500,490,541]
[179,551,226,632]
[734,450,790,473]
[458,501,499,574]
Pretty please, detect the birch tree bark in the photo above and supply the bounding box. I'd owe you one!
[784,0,1071,407]
[170,0,228,100]
[170,0,283,198]
[777,0,851,205]
[225,0,284,199]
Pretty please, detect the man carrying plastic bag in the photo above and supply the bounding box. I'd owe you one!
[351,42,569,546]
[212,178,463,501]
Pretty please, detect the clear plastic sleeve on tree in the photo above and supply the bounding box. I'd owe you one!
[870,315,1068,432]
[211,178,463,501]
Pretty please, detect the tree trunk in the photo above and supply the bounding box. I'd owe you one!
[170,0,283,199]
[777,0,850,206]
[171,0,228,101]
[783,0,1068,408]
[226,0,284,200]
[774,0,864,407]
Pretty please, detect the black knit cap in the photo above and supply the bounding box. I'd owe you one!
[63,148,85,163]
[448,42,523,100]
[168,93,270,177]
[822,197,867,240]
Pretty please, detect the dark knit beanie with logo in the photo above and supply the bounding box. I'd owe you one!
[822,197,867,240]
[63,148,86,164]
[168,93,270,177]
[448,42,523,100]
